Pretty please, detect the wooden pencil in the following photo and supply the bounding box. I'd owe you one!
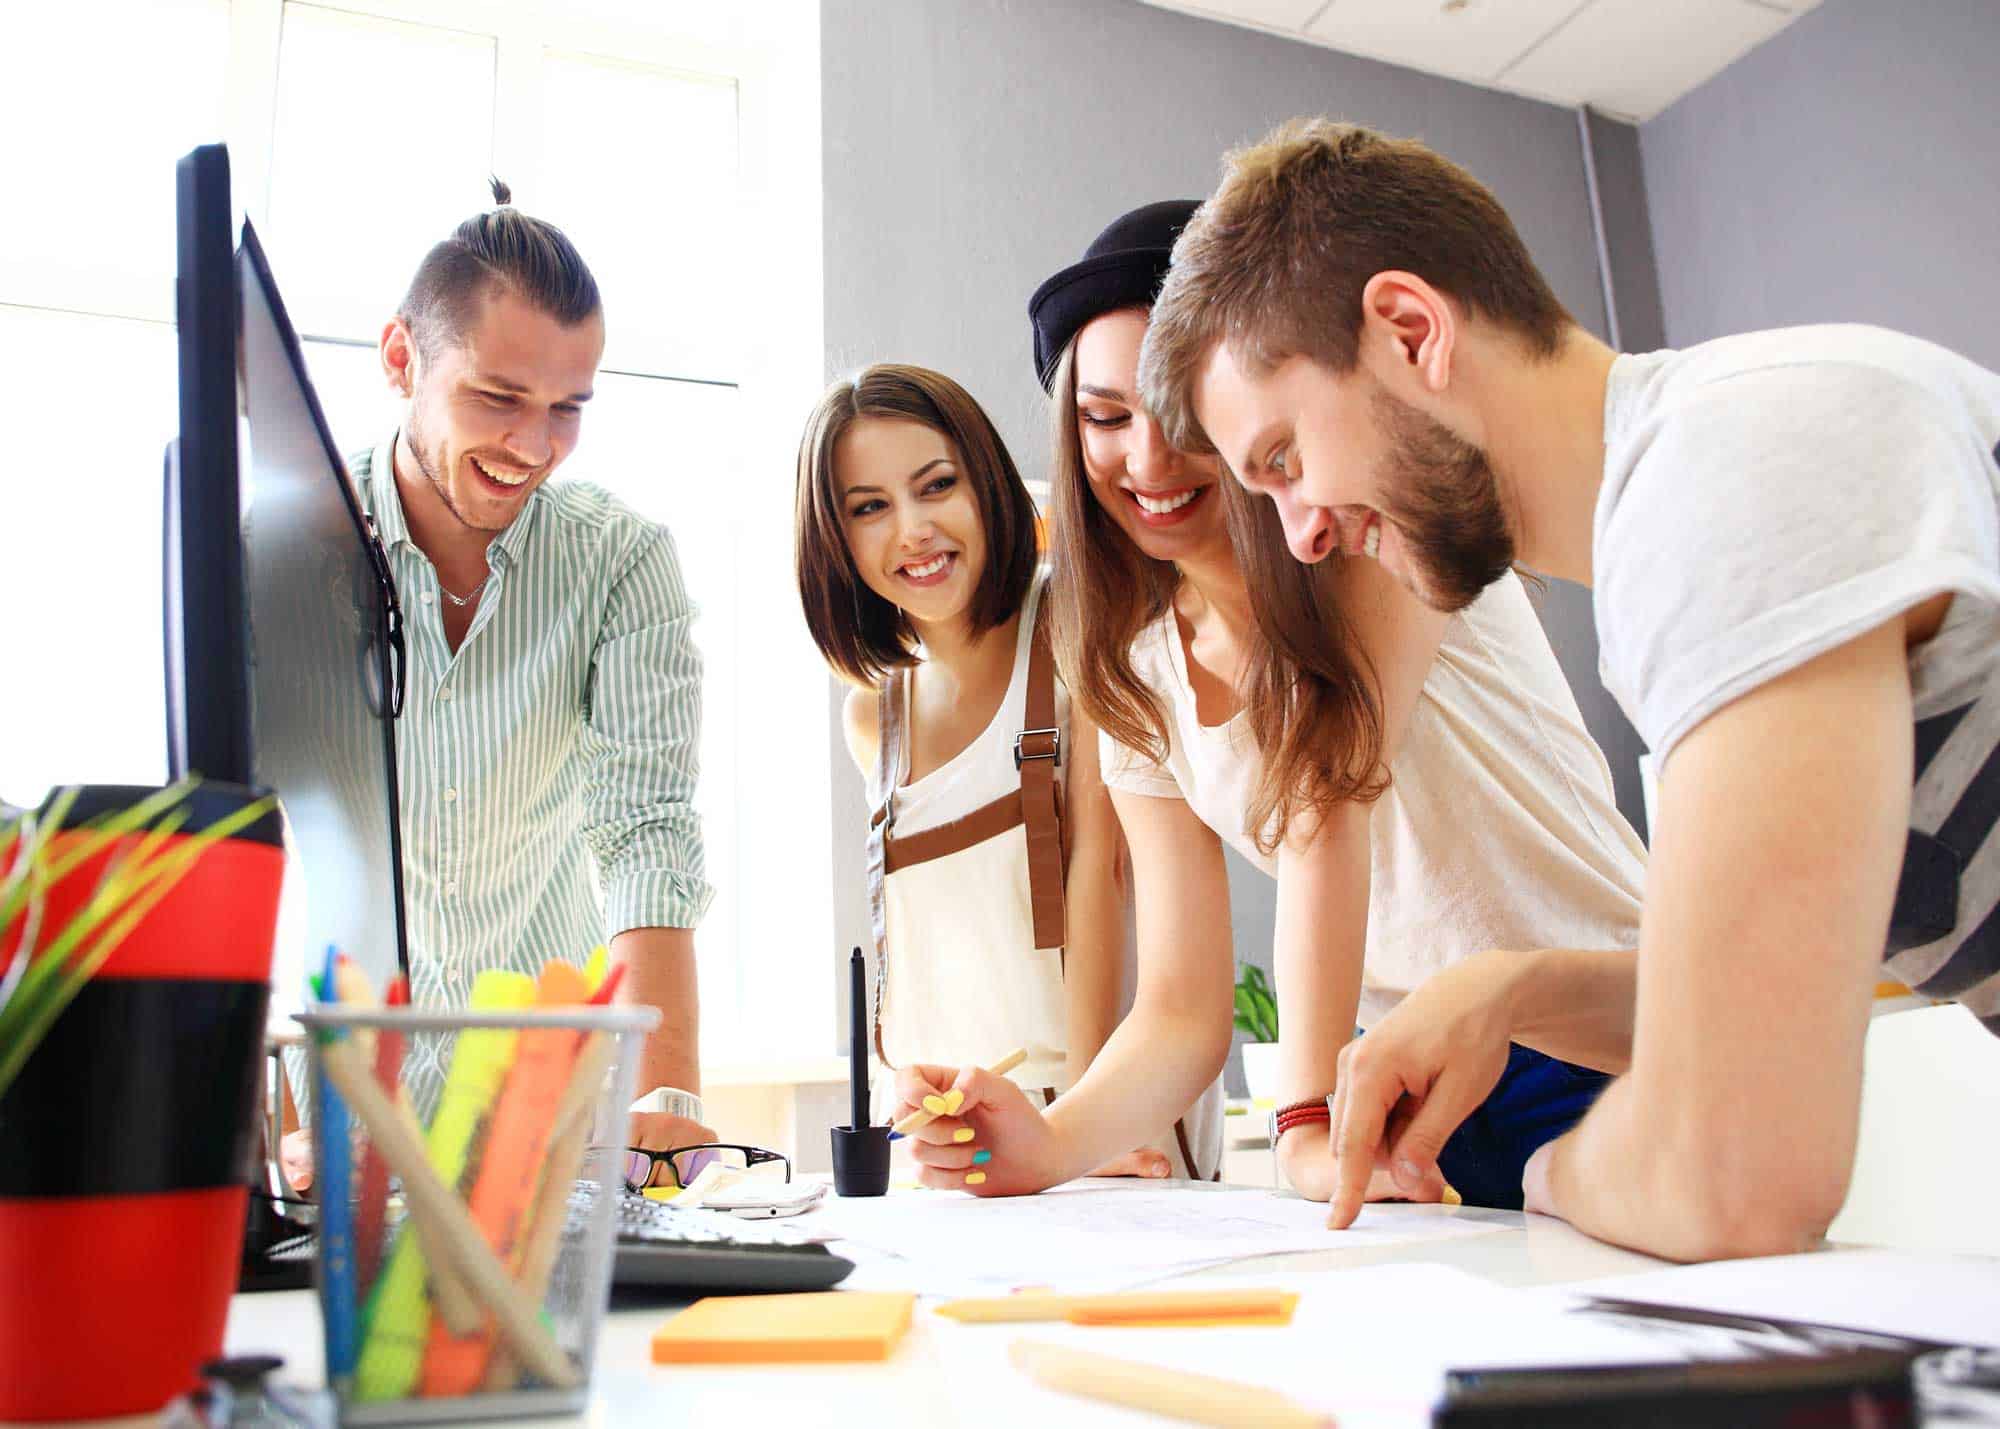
[1008,1339,1331,1428]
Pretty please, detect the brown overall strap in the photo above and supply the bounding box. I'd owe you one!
[1173,1117,1218,1182]
[865,669,909,1066]
[884,791,1026,873]
[1018,607,1066,952]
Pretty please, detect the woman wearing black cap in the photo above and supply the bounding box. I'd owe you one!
[894,202,1651,1211]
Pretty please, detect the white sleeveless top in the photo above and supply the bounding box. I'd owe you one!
[1103,573,1648,1029]
[869,574,1225,1176]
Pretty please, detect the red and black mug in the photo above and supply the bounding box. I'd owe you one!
[0,782,284,1422]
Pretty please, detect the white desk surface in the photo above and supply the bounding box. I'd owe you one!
[219,1186,1672,1428]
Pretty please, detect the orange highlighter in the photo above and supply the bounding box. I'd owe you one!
[418,960,590,1396]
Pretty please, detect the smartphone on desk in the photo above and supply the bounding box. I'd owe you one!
[702,1180,828,1220]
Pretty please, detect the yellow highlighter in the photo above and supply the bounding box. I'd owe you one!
[354,970,535,1402]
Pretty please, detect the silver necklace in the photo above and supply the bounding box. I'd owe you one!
[438,575,489,608]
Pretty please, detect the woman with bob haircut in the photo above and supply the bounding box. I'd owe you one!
[893,203,1648,1211]
[794,362,1221,1179]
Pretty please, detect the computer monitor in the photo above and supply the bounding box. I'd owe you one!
[166,142,410,989]
[165,144,249,787]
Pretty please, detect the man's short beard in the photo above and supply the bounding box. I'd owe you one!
[405,400,479,531]
[1371,388,1514,613]
[406,402,448,500]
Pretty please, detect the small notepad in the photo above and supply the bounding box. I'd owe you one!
[650,1292,917,1364]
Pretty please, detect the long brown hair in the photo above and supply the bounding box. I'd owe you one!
[794,364,1039,688]
[1045,341,1179,763]
[1222,480,1388,852]
[1046,333,1387,854]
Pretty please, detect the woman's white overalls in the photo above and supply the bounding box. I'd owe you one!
[865,576,1223,1179]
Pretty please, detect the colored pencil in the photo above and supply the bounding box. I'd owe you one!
[315,946,359,1388]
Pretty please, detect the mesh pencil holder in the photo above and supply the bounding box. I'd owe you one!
[295,1002,655,1425]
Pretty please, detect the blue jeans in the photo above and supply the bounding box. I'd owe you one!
[1432,1043,1609,1210]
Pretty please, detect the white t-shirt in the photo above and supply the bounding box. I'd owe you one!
[1102,574,1648,1028]
[1596,324,2000,1031]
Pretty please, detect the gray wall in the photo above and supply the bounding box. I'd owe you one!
[1641,0,2000,369]
[820,0,1650,1076]
[1561,106,1662,837]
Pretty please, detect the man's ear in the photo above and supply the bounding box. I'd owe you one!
[1358,271,1456,397]
[380,316,418,398]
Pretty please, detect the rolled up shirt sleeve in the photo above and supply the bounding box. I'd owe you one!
[582,523,715,935]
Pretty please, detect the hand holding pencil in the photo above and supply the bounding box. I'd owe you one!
[891,1050,1070,1196]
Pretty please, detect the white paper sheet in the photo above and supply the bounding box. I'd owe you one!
[798,1182,1506,1295]
[936,1263,1685,1429]
[1539,1247,2000,1349]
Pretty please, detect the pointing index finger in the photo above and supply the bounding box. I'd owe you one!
[1328,1059,1396,1229]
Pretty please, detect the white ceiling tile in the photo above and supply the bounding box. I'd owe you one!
[1161,0,1328,32]
[1139,0,1813,119]
[1501,0,1794,119]
[1304,0,1593,86]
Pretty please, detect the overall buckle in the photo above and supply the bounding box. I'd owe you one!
[1014,727,1062,769]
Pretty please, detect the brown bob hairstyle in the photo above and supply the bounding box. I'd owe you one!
[795,363,1041,688]
[1044,332,1386,853]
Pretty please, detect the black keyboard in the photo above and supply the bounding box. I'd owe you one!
[592,1188,855,1294]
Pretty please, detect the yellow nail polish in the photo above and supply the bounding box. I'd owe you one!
[953,1128,975,1144]
[965,1171,987,1185]
[941,1089,966,1115]
[922,1094,949,1116]
[1442,1185,1463,1207]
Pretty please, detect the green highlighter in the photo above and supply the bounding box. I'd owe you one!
[353,970,535,1402]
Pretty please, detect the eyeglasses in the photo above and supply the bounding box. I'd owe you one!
[622,1142,791,1194]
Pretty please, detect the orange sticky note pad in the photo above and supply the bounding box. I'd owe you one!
[650,1292,916,1365]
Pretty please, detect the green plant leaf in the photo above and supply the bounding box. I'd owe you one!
[1231,962,1279,1042]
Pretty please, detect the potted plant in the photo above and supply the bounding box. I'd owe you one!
[1,779,283,1421]
[1233,961,1279,1105]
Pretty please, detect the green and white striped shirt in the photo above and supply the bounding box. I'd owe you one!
[351,435,713,1014]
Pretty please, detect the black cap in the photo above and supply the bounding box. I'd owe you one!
[1028,199,1201,392]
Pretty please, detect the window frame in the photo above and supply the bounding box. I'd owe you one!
[1,0,833,1065]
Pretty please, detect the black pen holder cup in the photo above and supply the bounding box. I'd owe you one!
[830,1125,892,1197]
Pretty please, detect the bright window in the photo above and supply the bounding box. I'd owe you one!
[0,0,230,321]
[0,0,830,1063]
[264,5,500,341]
[536,51,743,379]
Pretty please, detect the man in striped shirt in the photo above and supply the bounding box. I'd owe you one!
[354,184,714,1154]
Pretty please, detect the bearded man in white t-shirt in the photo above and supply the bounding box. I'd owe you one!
[1139,117,2000,1264]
